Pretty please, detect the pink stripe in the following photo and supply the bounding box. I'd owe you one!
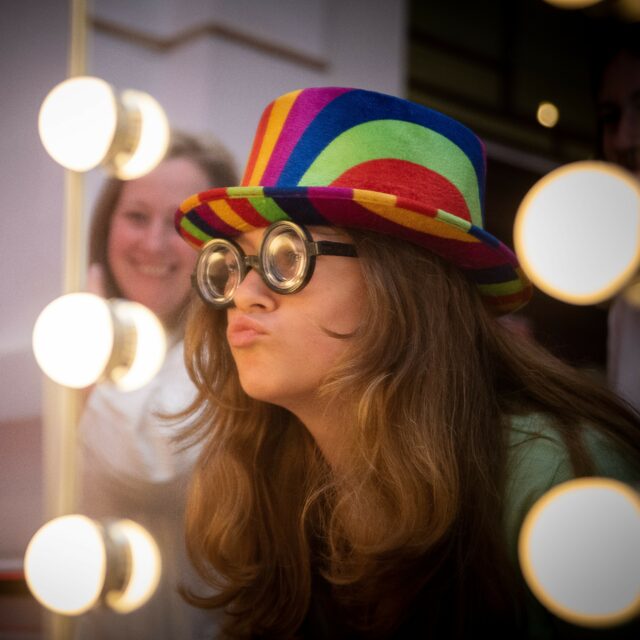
[261,87,351,186]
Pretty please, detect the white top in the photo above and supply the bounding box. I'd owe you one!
[75,339,222,639]
[79,338,199,483]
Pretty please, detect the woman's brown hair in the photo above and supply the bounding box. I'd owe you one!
[179,229,640,638]
[88,130,238,319]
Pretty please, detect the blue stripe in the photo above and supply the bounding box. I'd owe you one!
[471,263,519,285]
[468,225,500,247]
[270,195,327,225]
[186,210,216,236]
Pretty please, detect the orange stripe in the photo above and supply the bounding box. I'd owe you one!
[179,193,202,213]
[353,191,479,243]
[208,199,257,233]
[242,102,273,184]
[246,90,301,186]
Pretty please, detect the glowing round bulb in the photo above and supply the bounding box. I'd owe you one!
[111,300,167,391]
[105,520,162,613]
[113,90,170,180]
[542,0,603,8]
[514,161,640,305]
[519,478,640,627]
[38,77,117,172]
[24,515,106,616]
[537,101,559,128]
[33,293,114,388]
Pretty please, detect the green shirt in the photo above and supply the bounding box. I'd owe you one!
[504,413,640,638]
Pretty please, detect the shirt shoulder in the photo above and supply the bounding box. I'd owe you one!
[504,413,640,561]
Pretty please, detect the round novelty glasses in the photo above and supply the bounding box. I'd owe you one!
[192,220,358,308]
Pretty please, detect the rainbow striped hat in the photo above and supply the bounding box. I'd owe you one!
[176,87,532,314]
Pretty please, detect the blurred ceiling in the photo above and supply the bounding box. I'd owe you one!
[408,0,638,169]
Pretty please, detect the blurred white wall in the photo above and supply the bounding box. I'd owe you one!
[0,0,406,557]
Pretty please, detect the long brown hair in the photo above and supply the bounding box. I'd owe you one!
[88,130,238,328]
[180,229,640,638]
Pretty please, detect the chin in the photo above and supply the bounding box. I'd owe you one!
[238,375,288,407]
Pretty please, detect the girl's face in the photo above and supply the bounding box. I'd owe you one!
[226,226,366,416]
[107,157,210,325]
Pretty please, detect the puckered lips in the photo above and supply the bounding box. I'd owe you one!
[227,314,269,348]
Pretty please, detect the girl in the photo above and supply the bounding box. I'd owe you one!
[175,88,640,638]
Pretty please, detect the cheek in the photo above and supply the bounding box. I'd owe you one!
[318,281,366,336]
[107,221,133,258]
[284,312,355,377]
[170,238,198,270]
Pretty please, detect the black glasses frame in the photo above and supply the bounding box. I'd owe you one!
[192,220,357,308]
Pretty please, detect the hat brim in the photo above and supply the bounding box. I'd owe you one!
[176,185,532,315]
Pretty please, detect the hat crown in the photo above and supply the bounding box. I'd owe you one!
[176,87,532,315]
[242,87,487,230]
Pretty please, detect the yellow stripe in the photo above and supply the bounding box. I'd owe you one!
[180,193,202,213]
[208,199,256,233]
[353,190,479,243]
[248,89,302,185]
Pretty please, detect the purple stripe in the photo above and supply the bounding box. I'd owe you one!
[188,205,238,238]
[260,88,351,186]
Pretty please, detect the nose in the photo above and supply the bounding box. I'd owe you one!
[143,219,171,253]
[232,267,277,312]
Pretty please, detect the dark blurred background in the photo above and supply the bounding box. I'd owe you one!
[408,0,637,371]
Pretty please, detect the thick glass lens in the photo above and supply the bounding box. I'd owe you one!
[263,227,307,290]
[196,242,241,305]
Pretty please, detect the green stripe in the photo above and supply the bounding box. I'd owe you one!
[478,279,523,296]
[249,197,291,223]
[435,209,471,232]
[299,120,482,227]
[228,186,263,197]
[181,217,211,243]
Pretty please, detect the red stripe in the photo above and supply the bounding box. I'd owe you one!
[242,102,274,185]
[485,288,533,309]
[227,198,272,228]
[333,160,471,222]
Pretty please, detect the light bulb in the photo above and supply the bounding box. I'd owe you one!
[104,520,162,613]
[113,90,170,180]
[514,161,640,305]
[33,293,114,388]
[537,102,559,128]
[24,515,106,615]
[25,516,161,616]
[109,299,167,391]
[38,77,118,172]
[542,0,603,8]
[519,478,640,627]
[33,295,166,390]
[39,77,169,178]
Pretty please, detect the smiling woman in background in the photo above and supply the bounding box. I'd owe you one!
[76,131,238,640]
[175,87,640,639]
